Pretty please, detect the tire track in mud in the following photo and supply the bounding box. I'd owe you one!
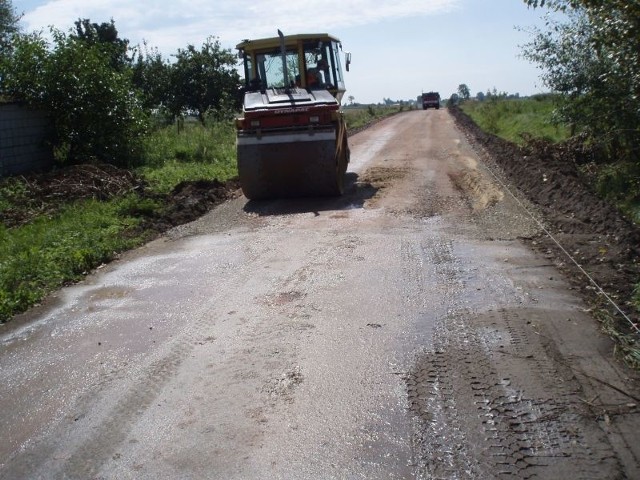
[406,238,622,479]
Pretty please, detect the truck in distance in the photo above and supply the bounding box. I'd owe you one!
[422,92,441,110]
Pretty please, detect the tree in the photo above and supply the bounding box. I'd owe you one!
[522,0,640,159]
[70,18,131,71]
[457,84,470,100]
[524,0,640,104]
[131,41,172,112]
[170,37,241,123]
[0,0,21,61]
[476,92,485,101]
[2,29,147,166]
[523,0,640,207]
[0,32,48,102]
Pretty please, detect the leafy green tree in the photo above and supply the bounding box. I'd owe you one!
[0,32,48,100]
[0,0,21,61]
[457,84,470,100]
[523,0,640,154]
[70,18,131,71]
[524,1,640,99]
[169,37,241,123]
[131,41,172,112]
[2,29,147,166]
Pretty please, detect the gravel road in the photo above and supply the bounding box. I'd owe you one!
[1,109,639,479]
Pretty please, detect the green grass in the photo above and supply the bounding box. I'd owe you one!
[0,119,238,323]
[0,196,150,321]
[139,121,238,193]
[460,95,570,144]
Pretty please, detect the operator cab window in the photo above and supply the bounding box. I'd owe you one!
[254,49,300,90]
[303,41,338,90]
[246,39,344,92]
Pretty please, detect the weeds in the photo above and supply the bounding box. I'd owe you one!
[0,177,28,215]
[142,120,236,168]
[138,120,237,194]
[592,162,640,224]
[596,307,640,370]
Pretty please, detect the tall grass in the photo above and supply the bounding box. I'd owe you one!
[460,95,570,144]
[139,120,238,193]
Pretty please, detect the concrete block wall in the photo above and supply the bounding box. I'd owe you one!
[0,103,54,177]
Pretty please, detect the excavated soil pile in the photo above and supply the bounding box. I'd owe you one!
[0,163,241,233]
[450,106,640,334]
[141,178,241,232]
[1,164,145,228]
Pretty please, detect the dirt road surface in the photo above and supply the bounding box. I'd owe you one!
[1,110,639,479]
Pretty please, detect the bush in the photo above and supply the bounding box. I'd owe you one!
[1,30,148,167]
[594,162,640,222]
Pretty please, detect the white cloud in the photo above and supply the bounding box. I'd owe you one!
[18,0,549,104]
[23,0,459,53]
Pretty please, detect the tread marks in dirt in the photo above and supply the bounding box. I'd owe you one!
[408,309,622,479]
[406,241,621,479]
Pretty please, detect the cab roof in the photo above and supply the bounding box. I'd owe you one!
[236,33,341,52]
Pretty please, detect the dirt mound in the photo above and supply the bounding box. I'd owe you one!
[450,106,640,338]
[1,164,241,233]
[145,178,242,231]
[1,164,145,228]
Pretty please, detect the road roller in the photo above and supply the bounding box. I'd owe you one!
[235,31,351,200]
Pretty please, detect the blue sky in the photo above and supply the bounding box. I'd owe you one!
[17,0,550,104]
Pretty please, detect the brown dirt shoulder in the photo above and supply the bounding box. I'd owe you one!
[449,105,640,357]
